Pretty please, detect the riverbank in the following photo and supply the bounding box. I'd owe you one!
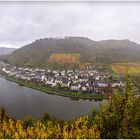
[4,76,107,100]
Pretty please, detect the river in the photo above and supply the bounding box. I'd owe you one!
[0,77,103,120]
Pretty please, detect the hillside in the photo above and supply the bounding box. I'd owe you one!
[2,37,140,68]
[0,47,16,55]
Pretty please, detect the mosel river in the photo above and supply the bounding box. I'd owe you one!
[0,77,103,120]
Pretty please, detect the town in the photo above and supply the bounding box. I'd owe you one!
[0,62,125,95]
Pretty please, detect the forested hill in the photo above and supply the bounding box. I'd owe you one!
[2,37,140,67]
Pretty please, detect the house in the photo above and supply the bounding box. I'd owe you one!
[95,75,101,80]
[45,77,56,87]
[69,82,81,91]
[33,74,42,82]
[61,77,69,88]
[80,82,93,93]
[60,71,66,76]
[8,71,17,76]
[26,77,31,82]
[41,75,47,82]
[54,76,62,84]
[67,70,74,73]
[54,71,60,77]
[93,82,103,93]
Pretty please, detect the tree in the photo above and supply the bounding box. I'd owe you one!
[0,108,7,122]
[23,116,35,129]
[41,112,51,123]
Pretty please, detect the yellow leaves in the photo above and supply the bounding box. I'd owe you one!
[26,127,34,138]
[90,124,100,139]
[13,132,19,139]
[9,118,14,130]
[0,131,4,138]
[53,123,61,138]
[62,122,69,139]
[0,112,100,139]
[2,120,7,131]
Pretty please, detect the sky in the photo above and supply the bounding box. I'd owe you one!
[0,2,140,48]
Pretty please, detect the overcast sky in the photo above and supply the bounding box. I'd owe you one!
[0,2,140,48]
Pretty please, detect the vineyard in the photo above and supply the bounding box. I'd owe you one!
[111,63,140,75]
[49,53,80,64]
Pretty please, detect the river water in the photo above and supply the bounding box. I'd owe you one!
[0,77,103,120]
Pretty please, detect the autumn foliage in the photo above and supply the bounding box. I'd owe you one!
[0,111,100,139]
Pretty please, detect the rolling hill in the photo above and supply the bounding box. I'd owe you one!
[1,37,140,68]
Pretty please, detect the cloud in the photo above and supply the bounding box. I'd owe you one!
[0,2,140,48]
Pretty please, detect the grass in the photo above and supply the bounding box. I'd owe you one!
[102,64,116,75]
[5,76,107,100]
